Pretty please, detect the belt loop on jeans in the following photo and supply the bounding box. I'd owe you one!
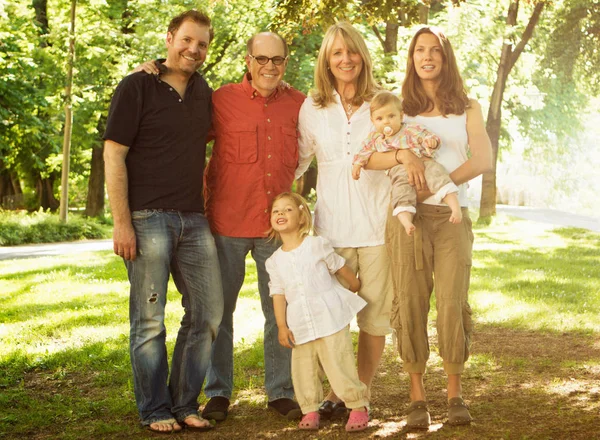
[414,212,424,271]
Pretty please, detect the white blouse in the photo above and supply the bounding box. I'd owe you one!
[404,113,470,207]
[296,94,391,248]
[266,236,366,345]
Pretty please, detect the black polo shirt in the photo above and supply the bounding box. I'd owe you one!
[104,71,212,213]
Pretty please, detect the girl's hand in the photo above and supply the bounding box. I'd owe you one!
[278,326,295,349]
[337,265,361,292]
[348,276,361,293]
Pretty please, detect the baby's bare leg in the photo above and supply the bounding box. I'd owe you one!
[443,192,462,224]
[396,211,416,236]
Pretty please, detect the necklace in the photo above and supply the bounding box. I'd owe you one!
[342,98,354,117]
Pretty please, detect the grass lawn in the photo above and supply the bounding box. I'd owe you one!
[1,214,599,439]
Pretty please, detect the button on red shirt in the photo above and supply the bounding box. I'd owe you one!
[205,74,306,237]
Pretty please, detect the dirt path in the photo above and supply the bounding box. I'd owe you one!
[82,325,598,439]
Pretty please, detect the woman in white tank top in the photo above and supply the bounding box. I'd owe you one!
[367,26,492,428]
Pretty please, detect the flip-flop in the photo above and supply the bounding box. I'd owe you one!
[180,413,215,432]
[146,418,182,435]
[447,397,472,426]
[406,400,430,429]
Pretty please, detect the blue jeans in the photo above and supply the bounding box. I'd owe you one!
[204,235,294,401]
[126,210,223,425]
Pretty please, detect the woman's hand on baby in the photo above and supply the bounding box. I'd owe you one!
[278,326,295,349]
[397,150,426,190]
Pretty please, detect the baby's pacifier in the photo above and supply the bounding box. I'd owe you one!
[383,126,393,136]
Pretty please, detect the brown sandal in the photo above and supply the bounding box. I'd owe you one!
[406,400,430,429]
[447,397,472,426]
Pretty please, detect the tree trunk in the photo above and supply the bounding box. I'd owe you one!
[59,0,76,222]
[383,22,398,53]
[479,1,545,220]
[36,174,60,211]
[419,4,429,24]
[85,142,105,217]
[0,163,23,209]
[372,9,401,54]
[32,0,49,43]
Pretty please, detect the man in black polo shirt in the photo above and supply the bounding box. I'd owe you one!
[103,10,223,434]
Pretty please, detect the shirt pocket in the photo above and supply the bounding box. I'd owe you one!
[224,124,258,164]
[281,126,299,168]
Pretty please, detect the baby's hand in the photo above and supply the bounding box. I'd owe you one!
[278,326,295,349]
[352,164,362,180]
[423,137,438,151]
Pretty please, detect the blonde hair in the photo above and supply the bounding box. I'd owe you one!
[312,22,380,108]
[370,91,402,115]
[402,26,469,117]
[266,192,313,242]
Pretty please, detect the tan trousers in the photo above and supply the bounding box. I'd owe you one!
[385,203,474,375]
[335,245,393,336]
[292,327,369,414]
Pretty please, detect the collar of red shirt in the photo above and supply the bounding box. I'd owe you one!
[241,72,283,101]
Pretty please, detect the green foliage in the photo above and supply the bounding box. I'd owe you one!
[0,210,111,245]
[0,0,599,215]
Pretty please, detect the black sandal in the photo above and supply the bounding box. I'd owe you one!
[318,400,348,420]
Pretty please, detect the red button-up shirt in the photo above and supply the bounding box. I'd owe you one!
[204,74,306,237]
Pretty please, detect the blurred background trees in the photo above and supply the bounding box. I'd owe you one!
[0,0,598,218]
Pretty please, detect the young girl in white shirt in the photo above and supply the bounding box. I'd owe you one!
[265,192,370,432]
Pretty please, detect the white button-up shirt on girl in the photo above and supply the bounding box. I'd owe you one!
[266,236,366,345]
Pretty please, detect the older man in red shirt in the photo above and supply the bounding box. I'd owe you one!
[202,32,306,422]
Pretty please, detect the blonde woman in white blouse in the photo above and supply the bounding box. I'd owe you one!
[265,192,369,432]
[295,22,393,419]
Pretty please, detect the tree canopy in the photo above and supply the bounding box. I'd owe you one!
[0,0,598,216]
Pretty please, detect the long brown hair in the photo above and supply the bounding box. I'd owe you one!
[402,26,469,116]
[312,22,380,108]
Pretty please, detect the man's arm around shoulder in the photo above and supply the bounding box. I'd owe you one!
[104,140,137,261]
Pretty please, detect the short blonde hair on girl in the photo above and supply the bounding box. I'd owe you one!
[267,192,313,242]
[312,21,380,109]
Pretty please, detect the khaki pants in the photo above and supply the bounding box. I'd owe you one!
[385,204,474,375]
[292,327,369,414]
[335,245,393,336]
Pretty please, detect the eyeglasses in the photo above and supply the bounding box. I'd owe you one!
[248,55,288,66]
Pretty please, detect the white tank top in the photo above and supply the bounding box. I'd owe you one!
[404,113,469,207]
